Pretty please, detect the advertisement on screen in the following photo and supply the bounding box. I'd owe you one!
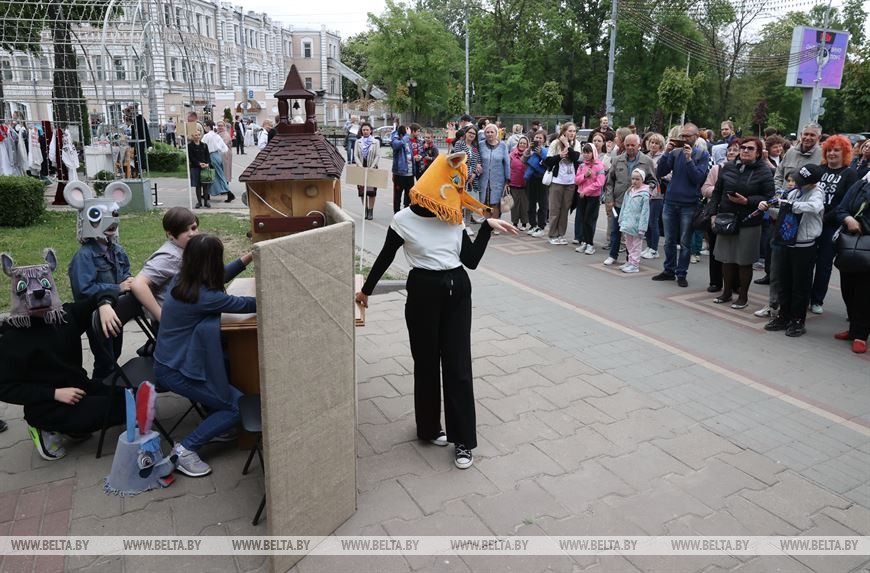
[785,26,850,89]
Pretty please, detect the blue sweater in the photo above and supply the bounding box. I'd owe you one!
[154,259,254,389]
[524,148,549,181]
[656,148,710,206]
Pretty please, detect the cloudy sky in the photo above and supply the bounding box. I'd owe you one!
[240,0,388,38]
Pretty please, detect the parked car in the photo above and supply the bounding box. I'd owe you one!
[841,133,866,146]
[576,128,593,143]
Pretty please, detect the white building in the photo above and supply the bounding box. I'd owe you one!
[0,0,347,133]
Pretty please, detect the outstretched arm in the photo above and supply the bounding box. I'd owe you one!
[360,227,405,298]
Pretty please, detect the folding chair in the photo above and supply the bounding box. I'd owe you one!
[93,295,204,458]
[239,395,266,525]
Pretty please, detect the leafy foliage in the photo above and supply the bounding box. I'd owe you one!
[0,176,46,227]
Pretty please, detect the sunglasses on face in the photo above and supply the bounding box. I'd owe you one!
[740,146,756,151]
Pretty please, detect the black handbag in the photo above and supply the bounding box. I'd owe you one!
[712,212,739,235]
[834,201,870,272]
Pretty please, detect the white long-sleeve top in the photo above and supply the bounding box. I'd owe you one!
[202,130,228,154]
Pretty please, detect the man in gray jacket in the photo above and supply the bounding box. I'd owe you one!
[775,123,822,189]
[604,134,656,266]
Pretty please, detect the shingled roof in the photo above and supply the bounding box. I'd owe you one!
[238,133,345,182]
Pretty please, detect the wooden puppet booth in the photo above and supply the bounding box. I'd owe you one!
[231,65,356,572]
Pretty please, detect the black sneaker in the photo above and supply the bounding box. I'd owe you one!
[677,276,688,288]
[428,430,448,447]
[226,191,236,203]
[652,272,676,282]
[454,444,473,469]
[754,275,770,285]
[764,317,789,331]
[785,321,806,337]
[707,284,722,293]
[0,419,7,433]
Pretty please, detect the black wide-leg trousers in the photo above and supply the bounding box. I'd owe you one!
[404,266,477,449]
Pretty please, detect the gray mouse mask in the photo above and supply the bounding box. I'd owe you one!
[63,181,133,243]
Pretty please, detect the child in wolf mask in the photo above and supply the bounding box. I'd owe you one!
[65,182,134,381]
[355,153,518,470]
[0,249,126,460]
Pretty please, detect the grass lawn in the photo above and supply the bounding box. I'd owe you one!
[0,210,252,312]
[147,168,187,179]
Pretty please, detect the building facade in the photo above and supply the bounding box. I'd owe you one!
[0,0,345,134]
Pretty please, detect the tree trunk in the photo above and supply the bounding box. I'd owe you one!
[50,5,84,131]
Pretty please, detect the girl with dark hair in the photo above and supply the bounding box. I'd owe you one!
[154,234,254,478]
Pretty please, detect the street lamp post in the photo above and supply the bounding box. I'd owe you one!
[406,79,417,123]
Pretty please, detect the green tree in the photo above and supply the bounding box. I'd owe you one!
[340,33,370,102]
[657,67,694,126]
[534,81,563,115]
[366,1,463,121]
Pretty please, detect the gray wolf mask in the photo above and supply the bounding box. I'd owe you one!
[1,249,66,328]
[63,181,133,243]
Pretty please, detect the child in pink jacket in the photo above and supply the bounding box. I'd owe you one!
[508,136,531,229]
[574,143,606,254]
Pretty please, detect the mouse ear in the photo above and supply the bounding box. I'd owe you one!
[1,253,13,277]
[63,181,92,209]
[105,182,133,208]
[42,248,58,271]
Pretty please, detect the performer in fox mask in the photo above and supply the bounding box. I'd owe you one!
[355,152,517,470]
[0,249,125,460]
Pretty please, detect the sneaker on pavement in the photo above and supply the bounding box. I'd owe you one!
[834,330,851,341]
[531,228,547,238]
[429,431,449,447]
[557,237,569,245]
[622,264,640,273]
[752,259,765,270]
[677,276,688,287]
[754,305,772,318]
[852,339,867,354]
[0,419,6,433]
[700,249,710,256]
[173,444,212,477]
[810,304,823,315]
[584,244,596,255]
[574,246,586,253]
[526,226,539,236]
[618,263,630,270]
[690,255,701,264]
[28,426,65,461]
[785,320,807,337]
[603,257,616,266]
[548,237,561,245]
[454,444,473,469]
[754,275,771,285]
[642,249,659,259]
[652,272,676,281]
[764,316,789,331]
[571,239,581,244]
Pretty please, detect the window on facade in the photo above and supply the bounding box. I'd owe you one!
[209,64,216,85]
[182,60,189,82]
[222,66,228,86]
[1,60,11,81]
[17,57,31,81]
[304,77,312,89]
[114,57,126,80]
[39,56,50,80]
[204,16,212,37]
[93,55,105,80]
[170,58,178,81]
[234,25,240,45]
[303,41,312,58]
[330,77,335,94]
[163,4,171,26]
[175,7,182,28]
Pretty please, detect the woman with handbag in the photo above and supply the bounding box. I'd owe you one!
[710,137,775,309]
[701,140,740,293]
[831,177,870,353]
[187,131,211,209]
[354,122,381,220]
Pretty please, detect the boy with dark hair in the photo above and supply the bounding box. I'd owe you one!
[420,129,440,175]
[131,207,200,322]
[409,123,424,179]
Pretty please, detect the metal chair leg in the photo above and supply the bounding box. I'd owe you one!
[252,494,266,526]
[242,447,257,475]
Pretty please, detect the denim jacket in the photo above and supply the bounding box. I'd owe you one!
[68,239,131,301]
[391,131,413,176]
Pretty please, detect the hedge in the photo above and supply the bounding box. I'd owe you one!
[0,176,46,227]
[146,149,184,172]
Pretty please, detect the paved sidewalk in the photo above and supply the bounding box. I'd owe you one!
[3,150,868,572]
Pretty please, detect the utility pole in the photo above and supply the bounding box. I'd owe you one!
[810,0,833,123]
[604,0,618,122]
[680,52,690,126]
[464,6,470,115]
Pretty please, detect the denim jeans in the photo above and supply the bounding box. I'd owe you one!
[810,225,837,306]
[154,362,241,452]
[646,199,664,251]
[662,202,695,277]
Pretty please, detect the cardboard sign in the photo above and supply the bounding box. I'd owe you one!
[345,165,390,189]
